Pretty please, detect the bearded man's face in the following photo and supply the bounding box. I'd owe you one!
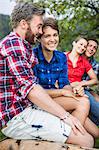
[25,15,43,44]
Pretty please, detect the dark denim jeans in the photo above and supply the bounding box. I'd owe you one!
[85,90,99,126]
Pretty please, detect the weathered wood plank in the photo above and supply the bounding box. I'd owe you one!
[0,139,98,150]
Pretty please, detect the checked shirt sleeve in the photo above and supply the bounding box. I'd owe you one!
[5,40,37,100]
[92,61,99,80]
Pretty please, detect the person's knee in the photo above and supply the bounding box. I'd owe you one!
[94,128,99,138]
[78,133,94,148]
[67,131,94,148]
[85,133,94,148]
[77,97,90,112]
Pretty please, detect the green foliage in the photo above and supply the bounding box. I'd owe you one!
[32,0,99,51]
[0,15,11,39]
[0,14,11,40]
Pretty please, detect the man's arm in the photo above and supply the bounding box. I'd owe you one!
[45,87,72,98]
[80,59,98,87]
[71,69,98,89]
[44,85,80,101]
[27,84,66,118]
[80,68,98,87]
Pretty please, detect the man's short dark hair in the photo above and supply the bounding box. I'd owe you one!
[88,38,98,50]
[11,2,45,29]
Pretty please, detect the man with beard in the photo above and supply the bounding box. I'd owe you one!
[0,2,94,147]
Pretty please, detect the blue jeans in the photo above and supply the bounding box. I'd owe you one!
[85,90,99,126]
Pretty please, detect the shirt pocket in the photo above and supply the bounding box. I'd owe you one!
[37,67,48,84]
[51,66,63,86]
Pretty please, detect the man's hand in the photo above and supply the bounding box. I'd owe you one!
[63,114,86,135]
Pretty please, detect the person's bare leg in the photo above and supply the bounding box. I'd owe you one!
[53,96,99,138]
[84,117,99,138]
[66,129,94,148]
[53,96,89,125]
[71,97,89,125]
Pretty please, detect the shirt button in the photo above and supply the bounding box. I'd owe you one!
[49,79,51,82]
[57,68,59,71]
[42,69,44,72]
[49,85,51,88]
[47,70,50,73]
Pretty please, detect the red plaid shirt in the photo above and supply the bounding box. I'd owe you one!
[0,32,38,128]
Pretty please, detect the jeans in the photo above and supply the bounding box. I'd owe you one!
[85,90,99,126]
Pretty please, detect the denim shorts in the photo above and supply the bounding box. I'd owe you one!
[2,106,71,143]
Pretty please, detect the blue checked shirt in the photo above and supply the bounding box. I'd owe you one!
[83,57,99,81]
[33,44,70,89]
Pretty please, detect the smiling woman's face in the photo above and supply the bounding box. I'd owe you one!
[73,38,87,54]
[41,26,59,52]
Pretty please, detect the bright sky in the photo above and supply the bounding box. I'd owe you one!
[0,0,16,15]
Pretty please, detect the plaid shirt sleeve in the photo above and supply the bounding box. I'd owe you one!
[83,58,99,81]
[84,58,92,73]
[5,39,37,100]
[92,61,99,79]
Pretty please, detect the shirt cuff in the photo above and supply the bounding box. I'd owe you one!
[15,76,37,100]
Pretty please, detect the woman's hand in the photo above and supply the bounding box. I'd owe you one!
[71,82,85,96]
[73,85,84,96]
[73,85,88,98]
[62,89,80,101]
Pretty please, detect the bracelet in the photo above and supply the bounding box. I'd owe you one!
[60,112,70,121]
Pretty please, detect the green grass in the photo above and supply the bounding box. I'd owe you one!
[0,131,6,141]
[95,138,99,148]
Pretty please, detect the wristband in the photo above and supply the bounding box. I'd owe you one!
[61,112,70,121]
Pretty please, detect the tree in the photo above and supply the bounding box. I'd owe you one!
[0,14,11,40]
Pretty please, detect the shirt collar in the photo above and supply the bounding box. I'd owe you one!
[37,44,45,61]
[37,44,59,63]
[67,51,83,62]
[10,32,32,49]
